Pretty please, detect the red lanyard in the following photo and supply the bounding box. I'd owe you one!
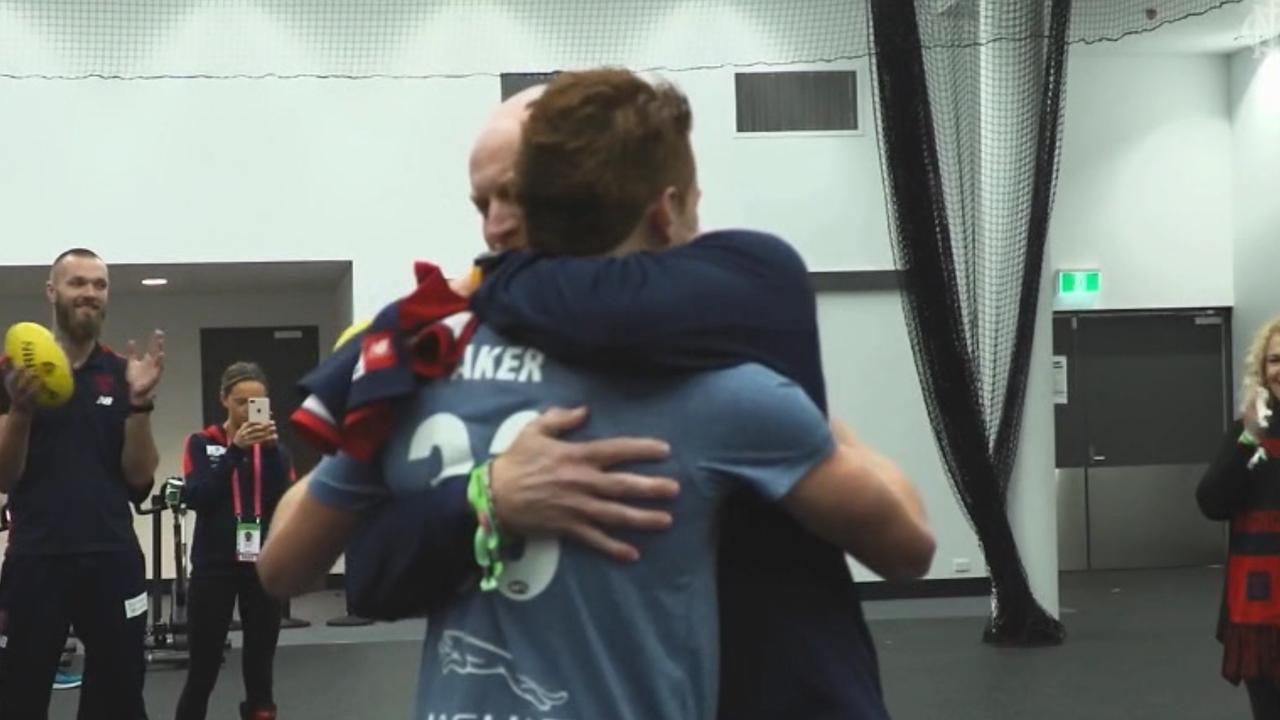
[230,444,263,522]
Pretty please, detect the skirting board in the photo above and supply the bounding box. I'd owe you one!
[316,574,991,601]
[145,574,990,601]
[857,576,990,601]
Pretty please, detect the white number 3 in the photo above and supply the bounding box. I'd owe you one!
[408,410,561,602]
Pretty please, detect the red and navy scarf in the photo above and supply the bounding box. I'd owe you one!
[1227,437,1280,626]
[290,261,478,462]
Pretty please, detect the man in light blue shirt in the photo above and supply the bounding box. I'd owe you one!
[310,342,834,720]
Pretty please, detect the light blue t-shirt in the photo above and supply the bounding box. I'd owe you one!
[309,325,834,720]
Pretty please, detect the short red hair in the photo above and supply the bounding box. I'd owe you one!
[516,68,695,256]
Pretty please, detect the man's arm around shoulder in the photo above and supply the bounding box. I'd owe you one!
[472,230,815,362]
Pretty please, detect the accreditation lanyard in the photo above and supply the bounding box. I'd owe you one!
[230,444,263,523]
[231,444,263,562]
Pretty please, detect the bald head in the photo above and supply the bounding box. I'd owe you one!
[468,85,544,252]
[492,84,544,124]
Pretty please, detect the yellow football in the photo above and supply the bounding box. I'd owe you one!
[4,322,74,408]
[333,319,371,351]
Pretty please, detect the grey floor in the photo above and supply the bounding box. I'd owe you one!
[50,568,1248,719]
[876,567,1246,720]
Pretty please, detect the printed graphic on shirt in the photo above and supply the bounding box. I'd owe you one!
[351,331,397,382]
[438,630,569,712]
[362,332,396,372]
[93,372,116,395]
[451,344,545,384]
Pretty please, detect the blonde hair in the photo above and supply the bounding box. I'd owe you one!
[1241,315,1280,412]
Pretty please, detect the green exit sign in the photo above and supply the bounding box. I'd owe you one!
[1058,270,1100,296]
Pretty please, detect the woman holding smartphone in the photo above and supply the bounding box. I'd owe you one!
[175,362,294,720]
[1198,316,1280,719]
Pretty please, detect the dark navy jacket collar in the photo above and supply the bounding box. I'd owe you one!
[74,342,110,373]
[200,424,230,446]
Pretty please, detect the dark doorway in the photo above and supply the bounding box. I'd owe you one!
[1054,308,1232,570]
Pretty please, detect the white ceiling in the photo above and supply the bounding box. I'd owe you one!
[1080,1,1266,54]
[0,260,351,297]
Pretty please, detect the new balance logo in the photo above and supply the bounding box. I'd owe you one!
[368,336,392,360]
[96,396,114,406]
[361,332,396,373]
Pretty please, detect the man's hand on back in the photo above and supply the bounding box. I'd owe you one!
[490,406,679,562]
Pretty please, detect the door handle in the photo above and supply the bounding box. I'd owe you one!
[1092,455,1106,463]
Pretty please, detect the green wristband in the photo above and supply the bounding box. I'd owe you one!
[1241,429,1261,448]
[467,461,504,591]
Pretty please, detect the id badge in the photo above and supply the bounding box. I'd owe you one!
[237,522,262,563]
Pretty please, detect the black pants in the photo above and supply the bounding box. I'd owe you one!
[1247,678,1280,719]
[175,566,282,720]
[0,550,149,720]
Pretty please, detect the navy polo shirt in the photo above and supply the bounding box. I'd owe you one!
[0,344,138,555]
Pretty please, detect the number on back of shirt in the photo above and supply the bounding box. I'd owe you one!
[407,410,561,602]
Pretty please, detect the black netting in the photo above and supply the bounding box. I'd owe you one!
[0,1,1257,79]
[0,1,867,79]
[867,0,1244,646]
[1072,0,1254,45]
[868,0,1072,647]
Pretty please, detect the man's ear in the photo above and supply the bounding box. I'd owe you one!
[45,279,56,305]
[645,187,682,250]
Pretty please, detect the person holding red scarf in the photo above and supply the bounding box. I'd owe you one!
[1199,315,1280,718]
[175,361,294,720]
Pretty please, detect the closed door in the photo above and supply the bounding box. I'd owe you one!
[1055,309,1231,570]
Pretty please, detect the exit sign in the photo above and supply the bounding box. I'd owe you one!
[1058,270,1100,296]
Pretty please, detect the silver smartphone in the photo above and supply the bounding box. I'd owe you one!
[247,397,271,425]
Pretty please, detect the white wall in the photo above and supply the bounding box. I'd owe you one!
[0,286,342,578]
[1008,255,1060,614]
[0,70,890,316]
[1052,51,1235,311]
[818,291,983,582]
[0,77,494,317]
[1229,48,1280,391]
[0,68,889,325]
